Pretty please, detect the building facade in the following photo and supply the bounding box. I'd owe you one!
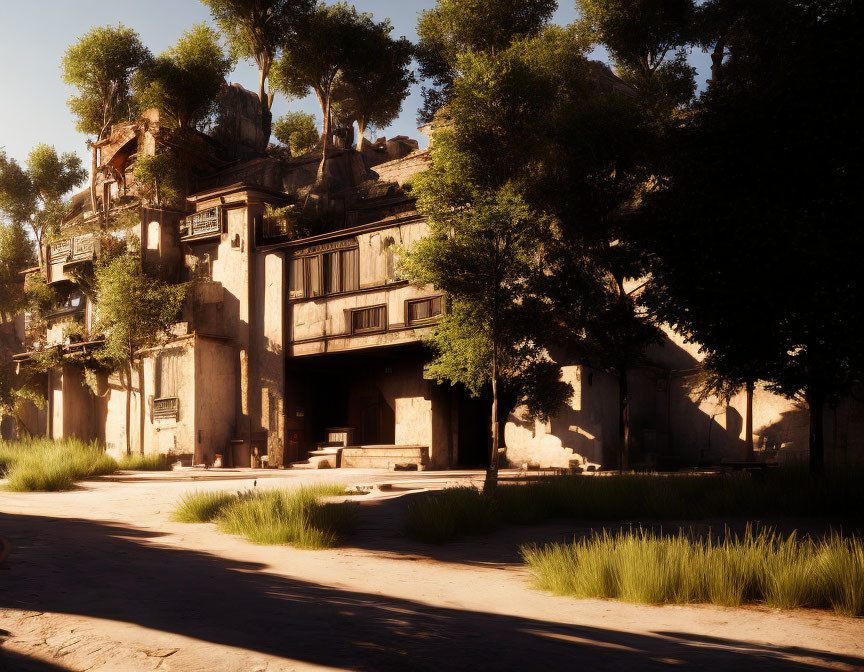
[5,91,862,470]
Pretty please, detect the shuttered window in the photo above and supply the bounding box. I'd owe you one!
[406,296,443,324]
[350,305,386,334]
[290,247,359,298]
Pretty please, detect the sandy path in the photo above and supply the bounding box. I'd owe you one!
[1,470,863,671]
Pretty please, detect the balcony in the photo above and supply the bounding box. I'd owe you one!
[49,234,96,265]
[181,207,222,241]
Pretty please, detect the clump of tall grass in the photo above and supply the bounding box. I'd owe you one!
[406,466,864,543]
[406,486,498,543]
[171,484,355,549]
[0,437,117,491]
[172,489,238,522]
[522,527,864,617]
[118,453,174,471]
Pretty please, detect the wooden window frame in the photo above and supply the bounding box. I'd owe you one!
[348,304,388,335]
[291,246,359,300]
[405,295,444,325]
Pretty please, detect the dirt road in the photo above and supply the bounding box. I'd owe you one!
[1,470,862,671]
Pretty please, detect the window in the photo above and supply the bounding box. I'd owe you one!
[350,305,386,334]
[290,247,359,299]
[406,296,443,324]
[305,255,322,297]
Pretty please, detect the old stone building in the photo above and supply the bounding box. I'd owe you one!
[4,83,861,470]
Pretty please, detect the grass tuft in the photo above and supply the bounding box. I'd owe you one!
[118,453,174,471]
[172,490,238,523]
[0,437,117,491]
[171,484,355,549]
[522,527,864,618]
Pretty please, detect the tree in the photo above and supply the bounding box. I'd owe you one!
[272,111,319,157]
[0,221,34,323]
[402,182,571,490]
[638,0,862,473]
[574,0,697,113]
[0,147,86,271]
[332,27,414,152]
[415,0,556,122]
[134,24,233,130]
[201,0,315,138]
[61,24,151,215]
[132,154,181,207]
[270,2,381,180]
[0,359,45,438]
[93,254,186,455]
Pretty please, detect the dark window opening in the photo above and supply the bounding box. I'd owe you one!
[291,247,359,299]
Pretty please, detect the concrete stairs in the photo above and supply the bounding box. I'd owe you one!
[289,448,341,470]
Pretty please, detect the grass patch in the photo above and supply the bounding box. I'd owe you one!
[118,453,174,471]
[406,466,864,543]
[522,527,864,617]
[172,490,238,522]
[171,484,355,549]
[0,437,117,491]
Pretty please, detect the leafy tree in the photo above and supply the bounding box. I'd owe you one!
[415,0,556,123]
[402,181,571,490]
[0,147,86,270]
[271,2,381,180]
[0,222,34,323]
[132,153,181,207]
[62,25,151,140]
[574,0,697,113]
[134,24,233,130]
[0,359,45,438]
[331,27,414,152]
[272,111,319,156]
[639,0,862,473]
[93,254,187,455]
[201,0,315,138]
[62,24,151,214]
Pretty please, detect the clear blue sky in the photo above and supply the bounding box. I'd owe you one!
[0,1,709,168]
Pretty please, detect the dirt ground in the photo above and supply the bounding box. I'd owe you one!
[1,469,862,672]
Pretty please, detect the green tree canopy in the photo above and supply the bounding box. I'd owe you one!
[0,147,86,271]
[62,24,151,140]
[201,0,315,137]
[93,254,187,455]
[272,111,319,156]
[332,26,414,152]
[415,0,557,123]
[574,0,697,112]
[134,24,233,130]
[271,2,382,179]
[0,222,34,323]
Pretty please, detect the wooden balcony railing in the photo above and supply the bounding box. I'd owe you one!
[181,207,221,240]
[49,234,96,264]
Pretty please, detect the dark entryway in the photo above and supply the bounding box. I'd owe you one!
[456,386,491,467]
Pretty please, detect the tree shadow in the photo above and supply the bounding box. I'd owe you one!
[1,511,859,671]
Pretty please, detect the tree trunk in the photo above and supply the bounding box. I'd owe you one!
[807,385,825,475]
[257,60,273,141]
[618,370,630,471]
[124,364,132,457]
[356,117,366,153]
[710,35,727,84]
[317,89,332,184]
[485,352,500,492]
[138,361,145,456]
[89,145,99,223]
[745,380,754,461]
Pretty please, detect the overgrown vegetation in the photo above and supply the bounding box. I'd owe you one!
[117,453,174,471]
[172,484,355,549]
[0,438,117,491]
[523,527,864,618]
[406,468,864,543]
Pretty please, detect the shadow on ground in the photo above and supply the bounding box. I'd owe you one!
[1,511,861,671]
